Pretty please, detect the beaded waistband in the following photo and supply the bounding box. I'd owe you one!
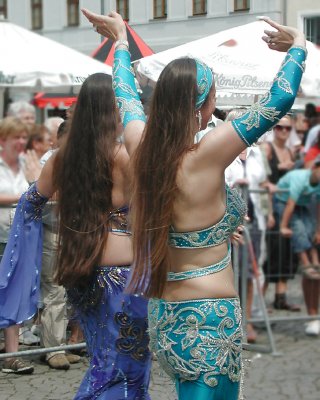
[96,265,131,270]
[167,244,231,282]
[150,296,240,305]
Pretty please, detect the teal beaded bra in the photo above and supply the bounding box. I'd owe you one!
[167,186,246,282]
[168,185,246,249]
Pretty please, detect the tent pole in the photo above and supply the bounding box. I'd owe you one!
[0,88,4,118]
[100,0,105,43]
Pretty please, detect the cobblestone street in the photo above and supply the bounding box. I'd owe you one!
[2,321,319,400]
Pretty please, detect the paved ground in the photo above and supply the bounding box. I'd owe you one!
[1,276,320,399]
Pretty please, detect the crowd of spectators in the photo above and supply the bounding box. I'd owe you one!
[0,100,319,373]
[0,101,82,374]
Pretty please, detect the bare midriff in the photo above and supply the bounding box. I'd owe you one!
[100,231,132,266]
[162,241,238,301]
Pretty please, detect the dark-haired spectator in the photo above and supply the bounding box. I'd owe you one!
[26,125,52,159]
[262,115,300,311]
[304,103,319,130]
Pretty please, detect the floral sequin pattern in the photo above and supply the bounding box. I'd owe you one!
[169,185,246,249]
[148,297,242,388]
[167,246,231,281]
[115,309,150,362]
[231,46,307,146]
[113,49,146,127]
[24,183,48,221]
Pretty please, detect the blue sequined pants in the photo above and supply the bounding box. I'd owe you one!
[69,266,151,400]
[148,297,242,400]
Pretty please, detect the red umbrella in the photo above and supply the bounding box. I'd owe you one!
[92,22,153,66]
[34,22,154,109]
[33,92,77,108]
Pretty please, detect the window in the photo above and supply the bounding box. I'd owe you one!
[117,0,129,21]
[0,0,7,18]
[234,0,250,11]
[31,0,43,30]
[304,16,320,45]
[153,0,167,19]
[193,0,207,16]
[67,0,79,27]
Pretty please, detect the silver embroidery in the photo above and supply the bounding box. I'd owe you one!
[167,247,231,281]
[116,97,145,121]
[240,92,281,131]
[148,298,242,389]
[273,71,293,94]
[169,186,246,249]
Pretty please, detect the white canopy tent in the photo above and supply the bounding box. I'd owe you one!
[0,18,112,115]
[135,20,320,108]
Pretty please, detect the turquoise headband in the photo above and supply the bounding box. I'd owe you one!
[195,59,214,110]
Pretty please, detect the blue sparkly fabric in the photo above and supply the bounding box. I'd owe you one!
[168,185,246,249]
[148,297,242,400]
[69,266,151,400]
[0,183,48,328]
[232,46,307,146]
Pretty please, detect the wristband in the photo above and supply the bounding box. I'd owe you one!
[114,39,129,50]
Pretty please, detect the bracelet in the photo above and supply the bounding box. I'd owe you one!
[114,39,129,50]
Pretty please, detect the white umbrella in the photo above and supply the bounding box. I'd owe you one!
[135,20,320,106]
[0,19,111,92]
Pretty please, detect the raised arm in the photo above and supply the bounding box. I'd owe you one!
[82,9,146,156]
[199,19,307,170]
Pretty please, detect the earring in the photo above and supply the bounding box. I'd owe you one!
[197,110,202,131]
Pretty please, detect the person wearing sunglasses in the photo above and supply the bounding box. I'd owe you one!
[262,115,301,312]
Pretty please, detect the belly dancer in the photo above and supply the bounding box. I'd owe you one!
[0,73,151,399]
[83,9,306,399]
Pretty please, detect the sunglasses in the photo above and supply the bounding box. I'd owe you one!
[274,124,292,132]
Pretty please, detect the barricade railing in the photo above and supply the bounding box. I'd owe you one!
[1,189,320,360]
[238,187,320,356]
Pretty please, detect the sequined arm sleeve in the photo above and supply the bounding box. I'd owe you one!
[0,183,48,327]
[232,46,307,146]
[113,48,146,128]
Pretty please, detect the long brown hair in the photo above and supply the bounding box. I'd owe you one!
[129,58,199,298]
[53,73,118,288]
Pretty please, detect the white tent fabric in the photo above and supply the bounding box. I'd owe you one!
[0,19,111,92]
[135,20,320,105]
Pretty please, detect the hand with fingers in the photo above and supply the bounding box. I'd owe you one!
[231,225,245,246]
[23,150,42,183]
[259,17,306,52]
[81,8,127,41]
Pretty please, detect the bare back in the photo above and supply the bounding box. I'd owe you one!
[101,143,133,266]
[37,144,133,268]
[164,136,241,301]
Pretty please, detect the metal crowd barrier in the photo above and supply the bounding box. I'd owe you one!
[238,187,320,356]
[1,189,320,360]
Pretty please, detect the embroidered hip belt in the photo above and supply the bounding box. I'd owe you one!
[148,297,242,388]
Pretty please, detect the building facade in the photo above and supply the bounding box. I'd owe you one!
[1,1,319,56]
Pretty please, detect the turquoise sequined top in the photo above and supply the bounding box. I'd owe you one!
[168,185,246,249]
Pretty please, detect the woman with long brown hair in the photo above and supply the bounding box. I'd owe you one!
[84,9,306,400]
[0,73,151,398]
